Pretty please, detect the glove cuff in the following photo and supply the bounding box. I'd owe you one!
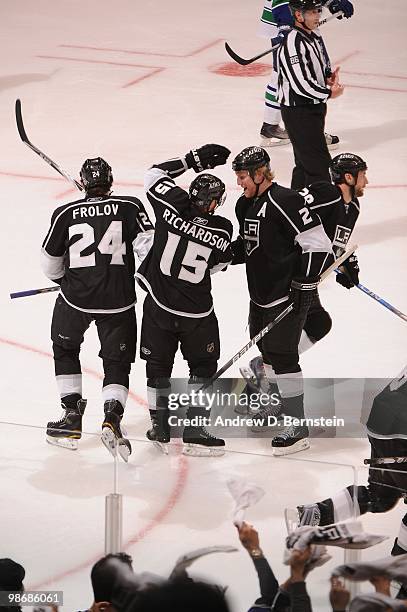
[185,150,204,173]
[291,278,319,291]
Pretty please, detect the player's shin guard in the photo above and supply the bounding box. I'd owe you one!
[46,394,87,451]
[182,377,225,457]
[146,380,171,454]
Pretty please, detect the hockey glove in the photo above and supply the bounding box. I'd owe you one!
[289,277,319,313]
[335,254,359,289]
[271,25,292,48]
[185,144,231,173]
[327,0,354,19]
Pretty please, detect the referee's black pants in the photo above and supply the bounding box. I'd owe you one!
[281,103,331,190]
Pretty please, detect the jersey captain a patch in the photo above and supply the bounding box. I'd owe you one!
[244,219,260,255]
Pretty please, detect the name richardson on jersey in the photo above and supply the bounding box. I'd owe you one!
[72,203,120,219]
[162,208,230,252]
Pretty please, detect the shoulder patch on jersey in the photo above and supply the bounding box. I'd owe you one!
[290,55,299,65]
[333,225,352,249]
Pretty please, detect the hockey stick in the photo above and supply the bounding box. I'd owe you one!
[10,286,60,299]
[15,99,84,191]
[199,244,357,391]
[225,12,342,66]
[356,282,407,323]
[364,456,407,465]
[334,271,407,323]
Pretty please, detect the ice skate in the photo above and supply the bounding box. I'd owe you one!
[271,425,310,456]
[236,356,267,415]
[250,401,284,432]
[146,409,170,455]
[260,122,290,147]
[325,132,340,150]
[101,400,132,463]
[46,397,87,451]
[182,426,225,457]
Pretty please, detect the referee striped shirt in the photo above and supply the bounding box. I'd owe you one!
[277,26,331,106]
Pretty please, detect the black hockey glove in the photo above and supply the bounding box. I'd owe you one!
[327,0,354,19]
[289,277,319,313]
[335,254,359,289]
[185,144,231,173]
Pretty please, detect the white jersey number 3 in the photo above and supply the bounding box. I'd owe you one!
[160,231,211,283]
[69,221,126,268]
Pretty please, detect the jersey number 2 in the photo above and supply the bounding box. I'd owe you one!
[69,221,126,268]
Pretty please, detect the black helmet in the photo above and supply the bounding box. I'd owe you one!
[289,0,322,13]
[189,174,226,212]
[232,146,270,174]
[80,157,113,192]
[331,153,367,184]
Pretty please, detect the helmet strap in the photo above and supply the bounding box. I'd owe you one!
[249,169,266,198]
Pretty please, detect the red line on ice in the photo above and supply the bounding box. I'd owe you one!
[0,337,189,590]
[59,39,223,58]
[122,67,166,88]
[342,69,407,81]
[37,55,162,70]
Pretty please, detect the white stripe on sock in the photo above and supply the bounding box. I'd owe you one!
[56,374,82,398]
[332,488,360,522]
[102,384,128,408]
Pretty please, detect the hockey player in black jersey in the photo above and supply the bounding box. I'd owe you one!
[240,152,368,425]
[136,144,233,457]
[231,146,333,455]
[295,365,407,596]
[42,157,154,462]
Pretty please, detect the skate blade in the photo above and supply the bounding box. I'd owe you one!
[284,508,300,533]
[101,427,131,463]
[152,440,169,455]
[272,438,310,456]
[260,136,290,148]
[46,435,78,451]
[182,443,225,457]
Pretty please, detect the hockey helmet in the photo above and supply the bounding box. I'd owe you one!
[330,153,367,184]
[189,174,226,212]
[289,0,322,14]
[232,146,270,175]
[80,157,113,192]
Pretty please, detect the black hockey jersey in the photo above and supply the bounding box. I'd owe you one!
[367,365,407,439]
[232,182,333,308]
[137,167,233,317]
[41,194,153,313]
[304,182,360,257]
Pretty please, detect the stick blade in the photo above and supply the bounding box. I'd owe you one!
[224,42,251,65]
[15,99,29,143]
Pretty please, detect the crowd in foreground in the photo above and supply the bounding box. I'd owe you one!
[2,515,407,612]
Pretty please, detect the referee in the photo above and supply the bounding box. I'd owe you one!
[277,0,344,189]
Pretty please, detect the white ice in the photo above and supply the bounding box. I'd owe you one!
[1,0,406,610]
